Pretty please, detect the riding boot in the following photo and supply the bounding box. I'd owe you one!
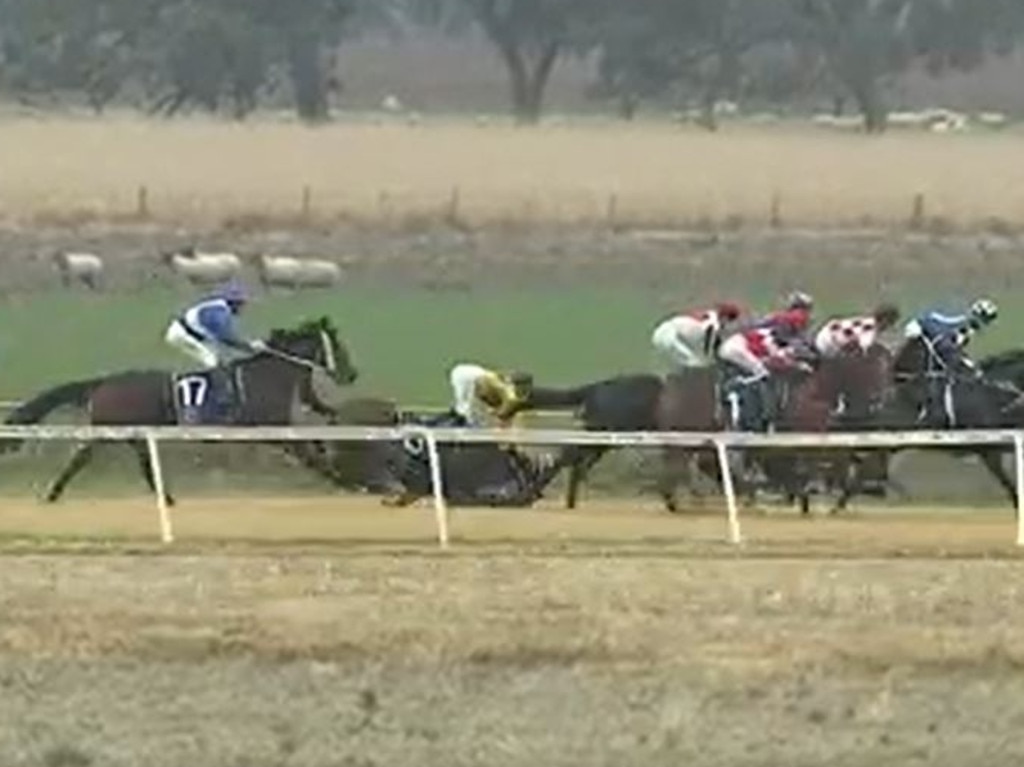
[759,378,777,431]
[209,366,236,420]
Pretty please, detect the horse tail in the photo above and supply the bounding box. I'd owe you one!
[1,378,104,450]
[523,384,594,410]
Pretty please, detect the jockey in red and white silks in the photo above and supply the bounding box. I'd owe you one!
[718,292,815,380]
[814,303,901,358]
[651,302,743,370]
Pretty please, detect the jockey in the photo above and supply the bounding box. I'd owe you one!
[902,299,998,375]
[651,301,743,371]
[446,363,533,427]
[752,291,815,337]
[164,281,266,410]
[815,303,901,358]
[718,314,815,428]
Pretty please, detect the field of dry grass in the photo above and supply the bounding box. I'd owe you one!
[1,498,1024,766]
[2,116,1024,230]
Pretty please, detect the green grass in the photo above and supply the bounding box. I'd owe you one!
[0,283,1019,502]
[3,284,1020,405]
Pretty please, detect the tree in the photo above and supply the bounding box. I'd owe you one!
[793,0,1023,133]
[461,0,602,124]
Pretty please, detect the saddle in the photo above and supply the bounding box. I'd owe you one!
[172,366,246,425]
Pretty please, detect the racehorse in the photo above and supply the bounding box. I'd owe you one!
[3,317,356,505]
[323,397,558,507]
[507,348,894,514]
[504,370,746,511]
[870,339,1024,508]
[753,345,893,513]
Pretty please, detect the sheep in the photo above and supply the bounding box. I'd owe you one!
[252,254,343,290]
[976,111,1009,130]
[161,247,241,285]
[53,251,104,290]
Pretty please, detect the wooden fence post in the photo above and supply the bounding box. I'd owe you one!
[769,191,782,228]
[606,192,619,230]
[301,185,312,220]
[910,192,926,230]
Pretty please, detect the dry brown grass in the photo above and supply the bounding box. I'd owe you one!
[3,540,1024,765]
[2,115,1024,230]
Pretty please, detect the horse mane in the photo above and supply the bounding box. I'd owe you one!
[268,316,337,342]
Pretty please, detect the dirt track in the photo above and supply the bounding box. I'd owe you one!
[2,497,1024,766]
[0,495,1018,556]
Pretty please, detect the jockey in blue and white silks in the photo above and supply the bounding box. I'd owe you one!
[902,299,998,374]
[164,281,265,369]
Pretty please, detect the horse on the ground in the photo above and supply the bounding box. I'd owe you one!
[323,397,558,507]
[3,317,356,505]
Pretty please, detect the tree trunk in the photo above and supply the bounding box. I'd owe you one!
[287,31,329,124]
[499,42,560,125]
[847,75,886,133]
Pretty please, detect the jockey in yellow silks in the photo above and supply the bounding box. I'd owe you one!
[446,363,532,427]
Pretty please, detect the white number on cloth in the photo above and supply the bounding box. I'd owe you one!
[176,376,209,408]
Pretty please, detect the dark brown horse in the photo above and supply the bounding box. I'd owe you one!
[753,345,893,513]
[3,317,356,504]
[504,371,724,511]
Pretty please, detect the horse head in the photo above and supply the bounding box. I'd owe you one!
[267,316,358,385]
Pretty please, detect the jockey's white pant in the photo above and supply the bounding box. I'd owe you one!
[718,335,769,380]
[165,320,221,369]
[651,322,703,368]
[449,363,489,425]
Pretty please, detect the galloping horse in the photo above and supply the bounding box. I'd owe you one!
[503,370,731,511]
[753,345,893,513]
[506,347,895,514]
[871,339,1024,508]
[3,317,356,504]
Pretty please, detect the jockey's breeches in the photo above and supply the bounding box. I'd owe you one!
[719,336,769,379]
[651,323,704,367]
[165,320,220,369]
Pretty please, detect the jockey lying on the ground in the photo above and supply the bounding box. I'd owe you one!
[901,299,998,374]
[651,301,743,371]
[814,303,901,358]
[447,363,532,427]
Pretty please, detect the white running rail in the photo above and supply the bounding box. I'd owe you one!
[1,424,1021,548]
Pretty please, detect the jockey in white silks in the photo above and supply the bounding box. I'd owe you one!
[650,301,744,371]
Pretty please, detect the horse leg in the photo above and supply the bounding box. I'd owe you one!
[658,446,688,513]
[44,443,97,503]
[130,441,176,507]
[978,448,1018,511]
[279,441,346,487]
[566,447,606,510]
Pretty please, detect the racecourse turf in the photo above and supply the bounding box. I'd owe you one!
[5,283,1022,405]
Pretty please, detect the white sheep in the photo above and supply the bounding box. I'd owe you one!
[161,247,241,285]
[53,251,104,290]
[253,254,343,290]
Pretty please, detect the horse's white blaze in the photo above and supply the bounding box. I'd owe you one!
[320,330,337,375]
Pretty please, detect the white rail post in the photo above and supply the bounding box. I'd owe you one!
[419,428,450,549]
[1015,433,1024,547]
[714,438,743,545]
[145,434,174,544]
